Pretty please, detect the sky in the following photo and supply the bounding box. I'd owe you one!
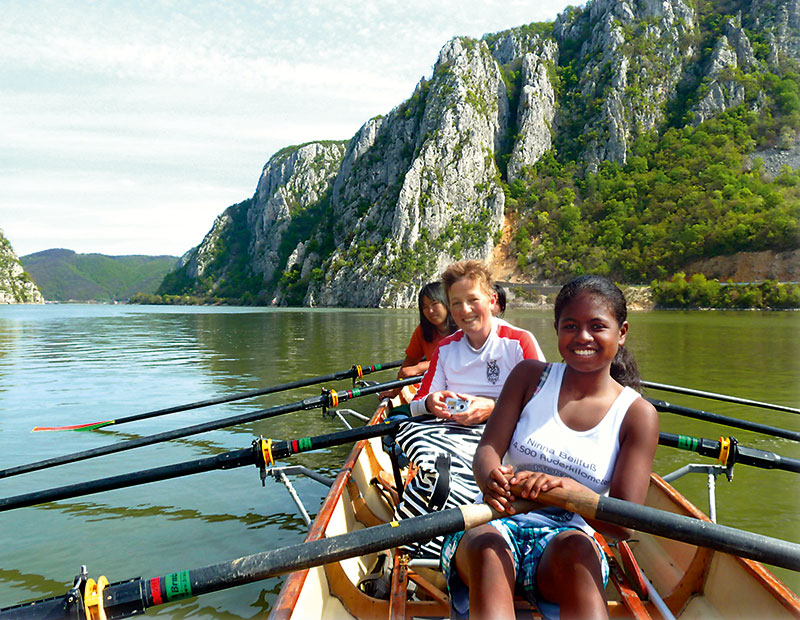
[1,0,576,258]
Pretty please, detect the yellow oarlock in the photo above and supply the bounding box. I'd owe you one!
[718,436,731,465]
[84,575,109,620]
[260,437,274,467]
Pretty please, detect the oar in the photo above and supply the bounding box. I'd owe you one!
[660,432,800,474]
[0,415,425,512]
[643,380,799,414]
[0,376,420,480]
[31,359,403,432]
[4,489,800,620]
[647,398,800,442]
[4,418,798,513]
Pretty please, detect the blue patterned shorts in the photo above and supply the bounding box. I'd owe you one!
[440,518,609,620]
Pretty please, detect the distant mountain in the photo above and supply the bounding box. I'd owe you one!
[22,249,178,302]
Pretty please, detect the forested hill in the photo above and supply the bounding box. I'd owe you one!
[22,249,177,302]
[159,0,800,307]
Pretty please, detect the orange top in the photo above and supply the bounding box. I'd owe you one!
[405,324,446,362]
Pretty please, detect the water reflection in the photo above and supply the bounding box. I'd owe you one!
[0,304,797,615]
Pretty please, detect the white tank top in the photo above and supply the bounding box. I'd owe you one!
[504,363,639,533]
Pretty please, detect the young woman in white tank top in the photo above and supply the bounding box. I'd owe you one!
[440,275,660,620]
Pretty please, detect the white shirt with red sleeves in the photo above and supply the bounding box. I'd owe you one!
[413,317,545,403]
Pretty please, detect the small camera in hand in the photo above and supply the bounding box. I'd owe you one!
[445,397,470,414]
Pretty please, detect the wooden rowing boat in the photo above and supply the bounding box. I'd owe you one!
[271,402,800,619]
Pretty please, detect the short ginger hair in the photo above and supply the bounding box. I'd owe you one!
[441,260,495,300]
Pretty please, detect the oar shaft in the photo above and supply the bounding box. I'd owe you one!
[0,387,420,510]
[0,504,496,619]
[33,359,403,431]
[0,398,320,480]
[0,449,255,513]
[648,398,800,442]
[643,381,799,414]
[595,495,800,570]
[0,376,419,480]
[522,486,800,571]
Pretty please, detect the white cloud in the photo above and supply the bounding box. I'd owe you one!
[1,0,578,257]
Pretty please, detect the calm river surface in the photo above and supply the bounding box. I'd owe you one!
[0,304,798,617]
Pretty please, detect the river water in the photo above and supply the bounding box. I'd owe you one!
[0,304,798,617]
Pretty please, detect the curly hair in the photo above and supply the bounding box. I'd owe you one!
[441,260,494,300]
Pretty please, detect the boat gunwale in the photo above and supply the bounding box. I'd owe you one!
[269,405,387,619]
[648,473,800,616]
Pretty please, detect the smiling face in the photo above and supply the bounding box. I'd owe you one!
[448,276,497,349]
[421,295,449,331]
[555,292,628,375]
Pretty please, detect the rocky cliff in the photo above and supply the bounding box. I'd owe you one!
[0,229,44,304]
[163,0,800,307]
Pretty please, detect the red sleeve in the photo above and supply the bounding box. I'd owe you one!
[496,324,545,361]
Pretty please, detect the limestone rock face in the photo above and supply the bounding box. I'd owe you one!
[172,141,346,300]
[554,0,695,166]
[164,0,799,307]
[249,142,347,284]
[0,230,44,304]
[306,37,519,306]
[506,43,558,182]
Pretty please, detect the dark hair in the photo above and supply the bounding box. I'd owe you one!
[493,283,506,317]
[418,281,456,342]
[554,275,641,391]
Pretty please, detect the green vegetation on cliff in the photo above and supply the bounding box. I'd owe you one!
[507,78,800,283]
[652,273,800,309]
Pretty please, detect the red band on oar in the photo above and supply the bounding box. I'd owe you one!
[32,420,114,432]
[150,577,163,606]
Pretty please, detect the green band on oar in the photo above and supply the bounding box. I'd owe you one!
[647,397,800,442]
[0,414,427,512]
[0,376,420,481]
[659,432,800,474]
[0,502,493,619]
[4,486,800,619]
[31,359,403,432]
[643,380,799,414]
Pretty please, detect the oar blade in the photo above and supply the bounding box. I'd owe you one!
[32,420,114,432]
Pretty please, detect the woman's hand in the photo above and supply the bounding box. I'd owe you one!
[452,394,494,425]
[481,464,515,513]
[508,471,575,502]
[427,391,494,425]
[427,390,456,419]
[397,362,427,379]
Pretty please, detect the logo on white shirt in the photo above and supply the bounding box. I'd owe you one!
[487,359,499,384]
